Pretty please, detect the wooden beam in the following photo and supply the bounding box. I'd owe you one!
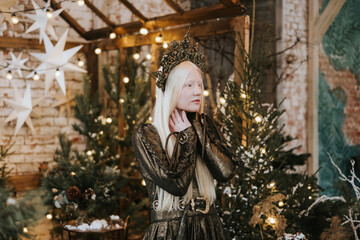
[307,0,320,175]
[314,0,346,43]
[84,0,115,28]
[108,17,239,49]
[0,36,88,52]
[163,0,184,15]
[118,0,148,23]
[48,0,87,38]
[84,4,245,40]
[219,0,246,8]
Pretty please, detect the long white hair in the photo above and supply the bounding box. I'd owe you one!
[152,61,216,211]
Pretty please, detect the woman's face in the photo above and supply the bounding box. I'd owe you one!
[176,66,203,112]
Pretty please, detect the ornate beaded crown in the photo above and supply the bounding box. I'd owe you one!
[153,30,207,92]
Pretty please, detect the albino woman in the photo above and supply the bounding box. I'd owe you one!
[132,32,235,240]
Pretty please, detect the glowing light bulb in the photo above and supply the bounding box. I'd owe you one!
[309,196,312,200]
[119,98,125,103]
[141,179,146,186]
[23,227,28,233]
[55,68,61,77]
[307,185,312,190]
[268,182,275,188]
[46,9,53,19]
[146,54,152,60]
[94,47,102,55]
[268,217,276,224]
[6,71,12,80]
[155,34,162,43]
[46,213,53,220]
[11,13,19,24]
[278,201,284,207]
[219,97,226,105]
[77,58,84,67]
[163,42,168,49]
[149,116,152,122]
[241,93,247,98]
[139,27,148,35]
[71,172,76,176]
[106,118,112,123]
[77,0,85,6]
[33,72,40,81]
[255,115,262,123]
[123,77,129,83]
[133,53,140,60]
[109,32,116,39]
[203,90,209,96]
[86,150,92,156]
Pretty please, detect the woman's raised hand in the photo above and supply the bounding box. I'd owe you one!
[169,110,191,132]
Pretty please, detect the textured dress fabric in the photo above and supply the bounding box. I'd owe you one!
[132,113,235,240]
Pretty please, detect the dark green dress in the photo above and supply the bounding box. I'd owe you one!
[132,113,234,240]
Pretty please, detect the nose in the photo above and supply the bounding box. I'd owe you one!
[194,85,202,96]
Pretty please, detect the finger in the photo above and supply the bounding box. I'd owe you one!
[182,111,187,122]
[171,112,178,125]
[175,109,182,123]
[169,116,175,131]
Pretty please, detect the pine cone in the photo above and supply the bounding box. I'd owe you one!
[66,186,82,202]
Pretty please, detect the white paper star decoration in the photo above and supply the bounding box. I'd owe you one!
[52,86,75,117]
[0,0,18,26]
[27,29,87,95]
[5,51,29,78]
[4,84,36,135]
[24,0,63,43]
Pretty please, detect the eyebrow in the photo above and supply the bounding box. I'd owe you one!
[185,79,202,83]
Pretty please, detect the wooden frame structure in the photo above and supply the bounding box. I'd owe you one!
[307,0,346,174]
[1,0,248,191]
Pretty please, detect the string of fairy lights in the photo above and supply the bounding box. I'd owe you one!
[0,0,173,90]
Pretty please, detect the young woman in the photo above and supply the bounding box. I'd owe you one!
[132,33,235,240]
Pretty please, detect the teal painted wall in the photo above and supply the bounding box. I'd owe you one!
[319,0,360,196]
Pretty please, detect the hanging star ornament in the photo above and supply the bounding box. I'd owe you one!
[52,86,75,117]
[3,84,40,135]
[5,51,29,78]
[27,29,87,95]
[24,0,63,43]
[0,0,18,26]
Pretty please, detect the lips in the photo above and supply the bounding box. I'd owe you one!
[192,100,200,103]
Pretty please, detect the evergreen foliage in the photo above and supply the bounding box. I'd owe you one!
[216,32,320,239]
[42,51,151,235]
[0,144,35,239]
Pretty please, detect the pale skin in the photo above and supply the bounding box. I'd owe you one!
[169,66,203,133]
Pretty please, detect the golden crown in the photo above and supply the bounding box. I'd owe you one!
[153,30,207,92]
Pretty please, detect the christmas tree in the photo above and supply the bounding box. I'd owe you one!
[41,50,151,235]
[0,143,35,239]
[102,50,151,232]
[41,80,128,235]
[215,30,321,239]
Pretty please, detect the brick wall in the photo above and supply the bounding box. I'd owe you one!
[277,0,308,154]
[0,0,91,175]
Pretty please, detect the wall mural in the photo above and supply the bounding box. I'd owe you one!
[319,0,360,196]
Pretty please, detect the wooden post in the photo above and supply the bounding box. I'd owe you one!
[118,48,127,170]
[307,0,345,174]
[150,44,161,108]
[233,15,250,147]
[86,43,99,97]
